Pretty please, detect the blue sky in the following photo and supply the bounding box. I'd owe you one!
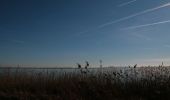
[1,0,170,67]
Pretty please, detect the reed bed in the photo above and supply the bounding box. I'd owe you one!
[0,66,170,100]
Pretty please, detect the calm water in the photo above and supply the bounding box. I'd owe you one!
[1,66,170,81]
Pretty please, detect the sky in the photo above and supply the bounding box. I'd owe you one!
[1,0,170,67]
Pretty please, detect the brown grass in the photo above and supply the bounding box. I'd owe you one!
[0,67,170,100]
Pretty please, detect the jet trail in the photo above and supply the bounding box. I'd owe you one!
[124,20,170,29]
[118,0,137,7]
[99,2,170,28]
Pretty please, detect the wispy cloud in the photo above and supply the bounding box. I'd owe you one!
[131,33,152,41]
[11,40,25,44]
[99,2,170,28]
[142,47,153,50]
[123,20,170,29]
[117,0,137,7]
[74,30,89,37]
[76,2,170,37]
[164,44,170,48]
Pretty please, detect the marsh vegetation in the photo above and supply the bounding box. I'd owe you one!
[0,66,170,100]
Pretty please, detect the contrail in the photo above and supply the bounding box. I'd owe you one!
[118,0,137,7]
[131,33,152,41]
[99,2,170,28]
[124,20,170,29]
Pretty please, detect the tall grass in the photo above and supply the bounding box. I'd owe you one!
[0,66,170,100]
